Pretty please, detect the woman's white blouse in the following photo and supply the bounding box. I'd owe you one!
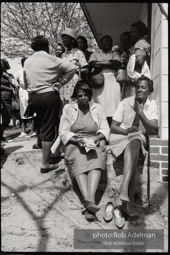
[113,95,158,132]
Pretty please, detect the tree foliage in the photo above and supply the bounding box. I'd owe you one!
[1,2,98,58]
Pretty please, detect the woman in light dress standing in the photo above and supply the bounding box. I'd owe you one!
[89,35,121,126]
[14,57,35,137]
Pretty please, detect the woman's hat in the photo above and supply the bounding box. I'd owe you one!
[61,28,78,48]
[135,48,146,56]
[62,28,76,40]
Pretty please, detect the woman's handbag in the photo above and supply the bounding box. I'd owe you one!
[90,69,104,89]
[12,97,20,110]
[116,69,133,84]
[11,87,20,110]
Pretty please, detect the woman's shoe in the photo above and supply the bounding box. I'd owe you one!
[82,199,101,213]
[113,206,125,229]
[28,132,37,138]
[87,202,101,213]
[103,201,114,222]
[18,132,27,138]
[85,210,96,221]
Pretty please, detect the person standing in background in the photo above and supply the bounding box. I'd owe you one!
[130,21,150,66]
[55,43,65,58]
[77,35,93,84]
[77,35,93,62]
[89,35,121,126]
[60,28,89,105]
[1,59,18,141]
[126,22,151,85]
[1,61,7,153]
[54,42,66,139]
[14,57,36,138]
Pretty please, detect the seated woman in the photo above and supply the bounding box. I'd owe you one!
[109,76,158,219]
[59,81,110,220]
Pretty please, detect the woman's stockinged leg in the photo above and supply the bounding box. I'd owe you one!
[87,169,101,203]
[122,169,138,215]
[119,140,140,202]
[127,169,137,215]
[75,173,88,200]
[22,119,27,133]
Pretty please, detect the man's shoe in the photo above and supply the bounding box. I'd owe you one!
[32,143,42,149]
[103,201,114,222]
[40,164,59,174]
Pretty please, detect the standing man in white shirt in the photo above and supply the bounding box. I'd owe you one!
[23,35,77,174]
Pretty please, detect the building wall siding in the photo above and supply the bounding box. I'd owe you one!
[150,3,168,140]
[139,3,148,25]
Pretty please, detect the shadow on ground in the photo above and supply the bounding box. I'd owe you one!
[1,168,72,252]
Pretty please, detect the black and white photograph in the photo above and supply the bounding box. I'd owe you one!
[1,2,168,253]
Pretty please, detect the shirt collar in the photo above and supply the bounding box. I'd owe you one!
[129,95,135,107]
[34,51,48,55]
[71,101,96,110]
[144,97,151,106]
[100,49,112,54]
[129,96,151,107]
[64,48,78,54]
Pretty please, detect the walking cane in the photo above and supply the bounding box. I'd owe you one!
[146,133,150,205]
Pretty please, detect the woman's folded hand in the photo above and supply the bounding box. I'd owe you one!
[93,137,100,147]
[128,125,139,133]
[52,82,62,91]
[77,138,86,148]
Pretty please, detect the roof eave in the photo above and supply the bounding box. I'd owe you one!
[80,3,100,46]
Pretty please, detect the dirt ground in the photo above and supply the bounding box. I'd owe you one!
[1,125,169,253]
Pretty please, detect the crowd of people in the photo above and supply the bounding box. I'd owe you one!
[1,21,158,228]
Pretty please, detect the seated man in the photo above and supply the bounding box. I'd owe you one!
[109,76,158,222]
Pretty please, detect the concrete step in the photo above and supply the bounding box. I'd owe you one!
[2,138,38,154]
